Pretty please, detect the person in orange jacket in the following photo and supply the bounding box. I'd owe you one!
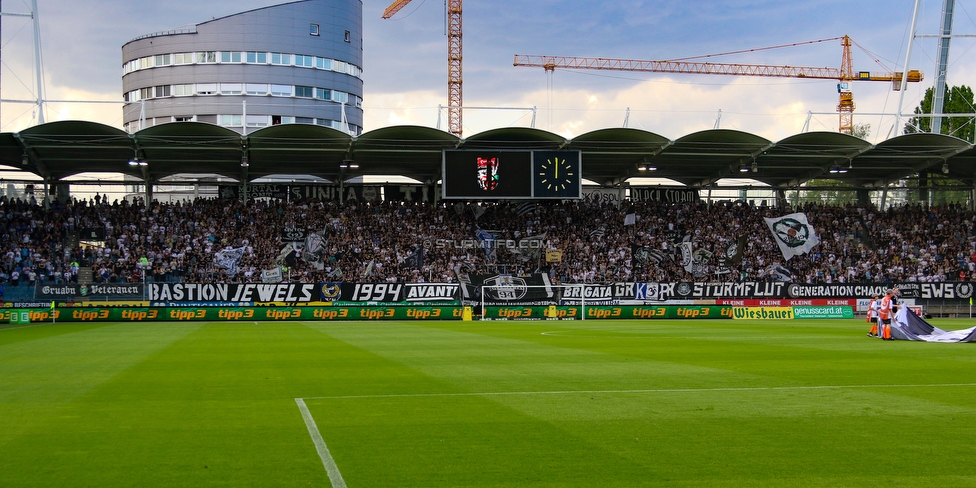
[878,289,898,340]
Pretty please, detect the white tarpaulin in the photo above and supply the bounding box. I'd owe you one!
[890,306,976,342]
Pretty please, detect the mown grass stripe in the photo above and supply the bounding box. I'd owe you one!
[304,382,976,400]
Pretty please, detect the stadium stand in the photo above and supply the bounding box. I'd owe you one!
[0,195,973,297]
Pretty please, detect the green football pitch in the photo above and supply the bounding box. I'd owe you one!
[1,318,975,487]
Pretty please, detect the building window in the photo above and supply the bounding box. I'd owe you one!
[245,83,268,96]
[219,115,243,127]
[196,83,217,95]
[197,51,217,63]
[270,84,292,97]
[220,83,243,95]
[154,85,171,97]
[310,23,320,36]
[173,84,193,96]
[315,57,330,70]
[173,53,192,65]
[344,30,351,43]
[332,91,349,103]
[296,117,314,124]
[246,115,269,128]
[140,87,153,99]
[295,86,313,98]
[220,51,242,63]
[154,54,171,66]
[315,87,330,100]
[271,53,291,65]
[246,51,267,64]
[173,116,195,122]
[294,55,313,67]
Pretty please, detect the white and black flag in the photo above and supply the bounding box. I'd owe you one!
[764,213,820,261]
[513,233,547,263]
[302,229,328,271]
[404,246,425,268]
[624,205,636,226]
[726,236,747,264]
[214,246,247,277]
[632,244,665,268]
[514,201,539,217]
[275,243,298,267]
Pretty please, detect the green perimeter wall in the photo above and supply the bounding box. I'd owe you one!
[2,305,854,323]
[2,305,740,323]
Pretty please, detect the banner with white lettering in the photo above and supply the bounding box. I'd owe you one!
[219,184,438,203]
[148,283,317,304]
[629,188,699,203]
[562,284,615,305]
[35,283,145,300]
[460,273,555,305]
[582,188,624,206]
[314,282,458,305]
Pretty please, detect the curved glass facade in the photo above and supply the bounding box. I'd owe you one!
[121,0,364,135]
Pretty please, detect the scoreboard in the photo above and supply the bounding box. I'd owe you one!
[442,150,581,199]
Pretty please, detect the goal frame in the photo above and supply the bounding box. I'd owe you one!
[479,284,591,321]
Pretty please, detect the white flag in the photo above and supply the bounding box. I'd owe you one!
[764,213,820,261]
[623,205,636,226]
[678,241,694,272]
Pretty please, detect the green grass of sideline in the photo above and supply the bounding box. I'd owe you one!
[1,318,974,486]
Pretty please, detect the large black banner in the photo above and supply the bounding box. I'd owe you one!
[630,282,786,300]
[891,281,974,300]
[219,184,438,203]
[561,284,615,305]
[629,188,699,203]
[317,282,459,303]
[148,283,317,303]
[63,280,973,305]
[611,281,975,301]
[460,273,556,305]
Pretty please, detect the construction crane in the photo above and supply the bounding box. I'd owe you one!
[514,36,923,134]
[383,0,463,137]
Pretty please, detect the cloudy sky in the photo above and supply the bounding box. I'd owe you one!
[2,0,975,143]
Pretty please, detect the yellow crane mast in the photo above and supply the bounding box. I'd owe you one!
[384,0,464,137]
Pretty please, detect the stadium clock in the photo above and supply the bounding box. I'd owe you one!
[532,151,581,199]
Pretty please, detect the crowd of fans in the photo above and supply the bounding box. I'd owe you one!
[0,193,974,289]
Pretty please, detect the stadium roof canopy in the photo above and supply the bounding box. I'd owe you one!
[1,120,975,189]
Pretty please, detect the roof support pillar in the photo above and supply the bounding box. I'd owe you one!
[918,171,929,206]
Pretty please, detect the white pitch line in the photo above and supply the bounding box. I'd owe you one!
[303,382,976,401]
[295,398,347,488]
